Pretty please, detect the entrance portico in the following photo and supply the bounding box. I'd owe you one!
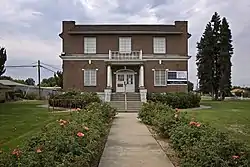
[106,65,145,93]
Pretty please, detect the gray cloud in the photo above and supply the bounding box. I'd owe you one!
[0,0,250,86]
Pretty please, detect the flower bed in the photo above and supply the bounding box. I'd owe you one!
[48,90,101,109]
[138,101,250,166]
[0,101,117,167]
[147,92,201,109]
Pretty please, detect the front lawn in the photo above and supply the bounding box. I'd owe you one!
[0,100,70,150]
[187,100,250,145]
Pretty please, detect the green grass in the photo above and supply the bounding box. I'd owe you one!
[187,100,250,145]
[0,100,70,151]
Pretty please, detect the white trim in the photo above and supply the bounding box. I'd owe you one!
[82,69,98,71]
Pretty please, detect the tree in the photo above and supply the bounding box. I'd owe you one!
[196,12,233,101]
[0,47,7,76]
[196,22,214,94]
[40,77,56,87]
[210,12,221,100]
[218,17,233,100]
[54,71,63,88]
[25,78,35,85]
[188,81,194,92]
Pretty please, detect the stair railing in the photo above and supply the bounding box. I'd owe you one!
[124,81,127,111]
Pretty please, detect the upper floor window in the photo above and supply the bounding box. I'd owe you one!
[153,37,166,54]
[119,37,131,53]
[84,37,96,54]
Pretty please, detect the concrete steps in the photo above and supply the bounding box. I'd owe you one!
[109,101,142,112]
[110,93,142,112]
[111,93,141,101]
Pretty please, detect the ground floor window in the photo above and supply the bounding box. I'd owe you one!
[167,71,187,85]
[154,69,166,86]
[84,69,97,86]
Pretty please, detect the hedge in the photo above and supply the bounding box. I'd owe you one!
[48,90,101,109]
[138,102,250,166]
[147,92,201,109]
[0,99,117,167]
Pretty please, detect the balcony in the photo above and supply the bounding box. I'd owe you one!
[109,50,142,60]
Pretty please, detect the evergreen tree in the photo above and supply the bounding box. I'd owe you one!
[0,47,7,76]
[210,12,221,100]
[196,22,214,94]
[218,17,233,100]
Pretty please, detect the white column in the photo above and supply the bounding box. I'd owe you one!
[110,67,112,88]
[139,65,144,87]
[107,65,111,87]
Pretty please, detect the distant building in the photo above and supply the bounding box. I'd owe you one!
[0,80,61,99]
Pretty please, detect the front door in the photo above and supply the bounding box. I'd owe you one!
[116,73,135,92]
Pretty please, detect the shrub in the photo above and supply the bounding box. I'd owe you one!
[147,92,201,109]
[48,90,101,109]
[137,101,161,125]
[0,102,117,167]
[138,100,250,166]
[25,92,38,100]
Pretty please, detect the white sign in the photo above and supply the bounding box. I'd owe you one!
[177,71,187,79]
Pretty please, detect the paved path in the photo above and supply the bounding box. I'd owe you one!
[98,113,174,167]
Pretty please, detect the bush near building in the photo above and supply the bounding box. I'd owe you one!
[48,90,101,109]
[147,92,201,109]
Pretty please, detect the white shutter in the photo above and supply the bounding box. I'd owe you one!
[153,37,166,54]
[119,37,131,53]
[84,37,96,54]
[84,69,97,86]
[154,70,166,86]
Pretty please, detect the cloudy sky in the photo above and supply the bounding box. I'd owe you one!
[0,0,250,87]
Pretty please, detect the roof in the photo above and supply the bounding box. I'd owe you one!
[0,83,12,89]
[0,80,28,87]
[70,24,179,33]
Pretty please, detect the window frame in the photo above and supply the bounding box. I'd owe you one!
[154,69,167,86]
[119,37,132,53]
[83,69,97,86]
[153,37,166,54]
[84,37,96,54]
[167,71,188,85]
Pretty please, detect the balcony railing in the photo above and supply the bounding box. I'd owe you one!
[109,50,142,60]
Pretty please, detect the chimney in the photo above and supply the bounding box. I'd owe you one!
[175,21,188,32]
[62,21,75,32]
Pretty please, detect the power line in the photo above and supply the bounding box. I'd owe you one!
[41,65,57,73]
[40,62,61,70]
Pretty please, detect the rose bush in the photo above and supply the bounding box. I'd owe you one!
[0,98,117,167]
[138,101,250,166]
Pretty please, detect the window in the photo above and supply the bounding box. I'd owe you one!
[154,70,166,86]
[153,37,166,54]
[84,69,97,86]
[167,71,187,85]
[84,37,96,54]
[119,37,131,53]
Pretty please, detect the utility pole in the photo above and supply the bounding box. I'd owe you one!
[38,60,41,99]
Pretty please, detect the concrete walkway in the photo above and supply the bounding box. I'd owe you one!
[98,113,174,167]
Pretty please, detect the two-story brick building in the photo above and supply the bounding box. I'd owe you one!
[59,21,191,102]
